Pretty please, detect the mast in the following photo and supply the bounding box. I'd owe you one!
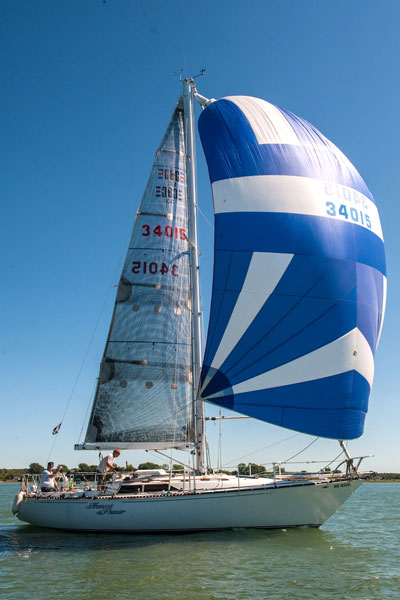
[183,78,205,474]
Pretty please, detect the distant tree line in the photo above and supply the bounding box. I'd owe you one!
[0,468,29,481]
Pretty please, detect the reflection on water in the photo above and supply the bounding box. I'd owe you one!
[2,522,337,553]
[1,483,399,600]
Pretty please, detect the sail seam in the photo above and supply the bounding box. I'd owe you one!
[220,258,338,379]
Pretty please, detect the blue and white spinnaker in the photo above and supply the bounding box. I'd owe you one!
[198,96,386,440]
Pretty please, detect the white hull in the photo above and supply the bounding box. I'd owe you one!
[15,479,362,532]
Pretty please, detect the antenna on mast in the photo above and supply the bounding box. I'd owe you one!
[173,68,184,81]
[174,67,205,82]
[192,68,206,79]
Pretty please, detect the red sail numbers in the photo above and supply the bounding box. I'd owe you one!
[135,225,186,279]
[131,261,179,277]
[142,224,187,240]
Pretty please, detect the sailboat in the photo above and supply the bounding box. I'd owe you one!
[13,78,386,532]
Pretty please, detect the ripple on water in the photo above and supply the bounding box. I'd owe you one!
[1,483,399,600]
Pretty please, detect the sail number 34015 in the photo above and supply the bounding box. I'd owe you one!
[326,202,371,227]
[132,261,179,277]
[142,224,187,240]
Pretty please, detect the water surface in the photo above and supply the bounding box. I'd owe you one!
[1,483,399,599]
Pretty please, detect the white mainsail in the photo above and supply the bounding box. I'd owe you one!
[84,97,194,450]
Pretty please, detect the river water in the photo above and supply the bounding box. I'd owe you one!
[0,482,399,599]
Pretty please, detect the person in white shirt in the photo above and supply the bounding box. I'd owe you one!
[40,462,62,492]
[96,450,121,488]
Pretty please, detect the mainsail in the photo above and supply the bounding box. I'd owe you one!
[84,97,194,449]
[198,96,386,440]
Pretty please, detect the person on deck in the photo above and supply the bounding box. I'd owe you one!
[40,462,62,492]
[96,450,121,488]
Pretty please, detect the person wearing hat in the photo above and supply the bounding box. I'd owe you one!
[40,462,62,492]
[96,450,121,488]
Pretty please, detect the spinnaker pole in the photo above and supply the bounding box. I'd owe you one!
[183,78,205,474]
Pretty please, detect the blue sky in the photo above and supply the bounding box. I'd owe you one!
[1,0,399,472]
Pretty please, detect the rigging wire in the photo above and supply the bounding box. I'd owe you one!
[198,205,213,230]
[45,232,130,463]
[279,436,320,465]
[220,432,300,468]
[220,436,319,477]
[77,378,98,445]
[46,431,60,467]
[321,448,345,471]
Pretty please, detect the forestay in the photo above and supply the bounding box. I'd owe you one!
[198,96,386,440]
[85,97,194,449]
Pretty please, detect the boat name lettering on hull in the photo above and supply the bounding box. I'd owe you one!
[86,502,126,515]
